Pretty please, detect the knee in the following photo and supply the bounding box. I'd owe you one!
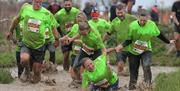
[20,53,30,65]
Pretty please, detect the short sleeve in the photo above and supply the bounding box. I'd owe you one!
[82,72,90,89]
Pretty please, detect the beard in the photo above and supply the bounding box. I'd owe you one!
[65,7,72,12]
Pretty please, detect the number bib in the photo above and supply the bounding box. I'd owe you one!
[27,19,41,33]
[45,28,49,39]
[133,40,148,54]
[94,79,110,88]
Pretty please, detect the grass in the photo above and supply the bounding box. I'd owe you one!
[44,48,63,64]
[0,68,14,84]
[154,70,180,91]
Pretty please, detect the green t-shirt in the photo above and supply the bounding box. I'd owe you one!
[111,14,137,47]
[88,18,111,38]
[19,4,53,49]
[15,20,23,52]
[81,26,105,50]
[82,55,118,88]
[45,13,59,44]
[127,20,160,55]
[54,7,79,36]
[67,24,81,55]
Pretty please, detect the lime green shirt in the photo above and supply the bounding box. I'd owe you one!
[111,14,137,47]
[88,18,111,38]
[82,55,118,88]
[19,4,53,49]
[67,24,81,55]
[81,26,105,50]
[54,7,79,36]
[45,13,59,44]
[127,20,160,55]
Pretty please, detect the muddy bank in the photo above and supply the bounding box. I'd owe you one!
[0,66,178,91]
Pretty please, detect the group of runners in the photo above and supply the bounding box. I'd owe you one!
[6,0,180,91]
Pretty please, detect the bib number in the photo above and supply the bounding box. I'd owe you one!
[28,19,41,33]
[94,79,110,88]
[133,40,148,54]
[45,28,49,39]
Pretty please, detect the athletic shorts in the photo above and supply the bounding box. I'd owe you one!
[61,43,73,53]
[21,43,45,64]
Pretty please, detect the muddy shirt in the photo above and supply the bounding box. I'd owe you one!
[88,18,111,38]
[111,14,137,51]
[54,7,79,36]
[19,3,53,49]
[82,55,118,89]
[127,20,160,55]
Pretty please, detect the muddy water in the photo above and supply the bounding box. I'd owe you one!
[0,66,178,91]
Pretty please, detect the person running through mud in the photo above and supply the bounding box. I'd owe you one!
[43,1,61,65]
[172,0,180,58]
[7,0,59,83]
[81,54,119,91]
[115,9,175,90]
[88,7,111,41]
[67,21,106,70]
[55,0,80,71]
[107,3,136,75]
[60,12,88,88]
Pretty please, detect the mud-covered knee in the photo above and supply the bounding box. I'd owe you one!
[20,53,30,65]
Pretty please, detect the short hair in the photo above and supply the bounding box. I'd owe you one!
[81,57,91,68]
[116,3,125,10]
[78,21,90,31]
[138,9,148,16]
[76,11,88,22]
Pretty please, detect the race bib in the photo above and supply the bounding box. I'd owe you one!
[65,21,74,32]
[27,19,41,33]
[133,40,148,54]
[45,28,49,39]
[94,79,110,87]
[82,48,94,55]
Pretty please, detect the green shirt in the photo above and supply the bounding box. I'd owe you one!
[67,24,81,55]
[45,13,59,44]
[81,26,105,50]
[19,4,53,49]
[55,7,79,36]
[111,14,137,45]
[82,55,118,88]
[88,18,111,38]
[127,20,160,55]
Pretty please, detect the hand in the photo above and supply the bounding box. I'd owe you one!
[82,44,94,52]
[169,40,176,44]
[117,61,125,72]
[106,48,115,54]
[6,32,13,40]
[60,36,68,45]
[54,39,59,48]
[115,44,123,52]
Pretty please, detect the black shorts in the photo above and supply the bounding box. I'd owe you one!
[72,48,102,68]
[61,43,72,53]
[174,25,180,33]
[116,51,130,63]
[21,43,45,64]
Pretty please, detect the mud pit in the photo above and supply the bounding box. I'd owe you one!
[0,66,178,91]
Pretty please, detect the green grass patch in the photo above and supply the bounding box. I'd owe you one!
[154,70,180,91]
[44,48,63,65]
[0,68,14,84]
